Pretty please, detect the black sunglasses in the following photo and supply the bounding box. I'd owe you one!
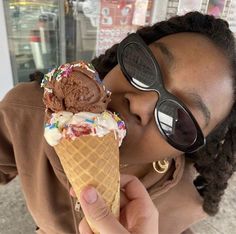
[117,33,205,153]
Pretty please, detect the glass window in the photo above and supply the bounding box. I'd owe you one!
[4,0,61,83]
[3,0,234,84]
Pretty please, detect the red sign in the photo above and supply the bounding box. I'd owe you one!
[96,0,153,56]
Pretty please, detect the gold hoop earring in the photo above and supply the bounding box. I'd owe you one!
[153,160,169,174]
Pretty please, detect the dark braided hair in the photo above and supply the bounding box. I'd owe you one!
[91,11,236,216]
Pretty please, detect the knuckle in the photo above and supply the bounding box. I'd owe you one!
[131,175,142,186]
[129,174,138,180]
[131,175,139,182]
[124,174,139,183]
[89,204,110,222]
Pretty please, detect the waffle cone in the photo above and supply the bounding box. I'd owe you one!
[54,132,120,234]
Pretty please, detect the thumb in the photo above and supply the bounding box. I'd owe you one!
[80,186,129,234]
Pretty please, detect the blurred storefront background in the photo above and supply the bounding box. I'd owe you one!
[1,0,236,99]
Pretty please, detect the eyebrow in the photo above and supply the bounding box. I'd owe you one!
[153,42,175,69]
[186,92,211,128]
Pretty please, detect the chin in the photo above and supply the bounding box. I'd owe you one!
[118,142,139,164]
[118,139,135,164]
[118,138,127,163]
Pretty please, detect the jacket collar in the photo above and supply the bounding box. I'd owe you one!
[141,155,185,198]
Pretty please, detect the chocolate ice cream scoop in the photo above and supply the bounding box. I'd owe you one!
[41,61,111,115]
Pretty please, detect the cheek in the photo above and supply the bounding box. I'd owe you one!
[103,66,134,93]
[103,76,114,92]
[103,67,121,91]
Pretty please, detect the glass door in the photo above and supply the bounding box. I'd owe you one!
[3,0,64,83]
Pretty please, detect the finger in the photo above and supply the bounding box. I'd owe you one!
[69,187,76,197]
[120,174,150,201]
[78,217,93,234]
[121,176,159,233]
[80,186,129,234]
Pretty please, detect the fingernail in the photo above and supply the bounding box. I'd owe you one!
[83,187,98,204]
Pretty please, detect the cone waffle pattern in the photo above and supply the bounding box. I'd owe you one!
[54,132,120,233]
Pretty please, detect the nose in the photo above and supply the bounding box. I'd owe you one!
[124,91,158,126]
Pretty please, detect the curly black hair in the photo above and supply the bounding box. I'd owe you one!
[91,12,236,216]
[29,71,45,83]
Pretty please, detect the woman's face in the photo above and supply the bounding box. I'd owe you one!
[103,32,234,165]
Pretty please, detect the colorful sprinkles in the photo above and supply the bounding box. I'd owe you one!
[41,61,96,88]
[44,111,126,146]
[45,111,125,132]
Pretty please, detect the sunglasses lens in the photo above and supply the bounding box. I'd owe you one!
[157,101,197,147]
[122,43,157,87]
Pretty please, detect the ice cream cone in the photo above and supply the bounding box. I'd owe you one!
[42,61,126,233]
[54,132,120,234]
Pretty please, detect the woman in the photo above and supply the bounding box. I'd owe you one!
[0,12,235,234]
[84,11,236,233]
